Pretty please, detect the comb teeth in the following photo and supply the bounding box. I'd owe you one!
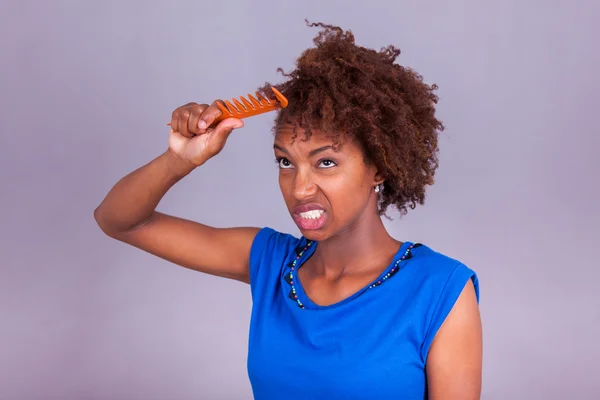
[167,86,287,130]
[248,94,263,108]
[220,91,273,115]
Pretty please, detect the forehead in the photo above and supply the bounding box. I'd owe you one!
[274,123,361,155]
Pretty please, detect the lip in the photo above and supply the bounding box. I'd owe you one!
[291,203,327,230]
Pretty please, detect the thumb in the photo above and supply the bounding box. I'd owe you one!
[207,118,244,152]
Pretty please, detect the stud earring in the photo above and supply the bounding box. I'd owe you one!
[374,183,384,193]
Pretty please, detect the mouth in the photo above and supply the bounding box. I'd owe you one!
[291,204,327,230]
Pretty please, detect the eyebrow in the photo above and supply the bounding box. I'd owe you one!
[273,144,334,158]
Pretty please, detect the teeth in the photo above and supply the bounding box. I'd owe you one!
[299,210,324,220]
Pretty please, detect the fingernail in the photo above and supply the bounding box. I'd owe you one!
[198,120,207,129]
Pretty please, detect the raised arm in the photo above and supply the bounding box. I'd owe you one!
[94,101,258,283]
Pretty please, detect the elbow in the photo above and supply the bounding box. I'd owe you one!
[93,206,117,238]
[93,206,152,238]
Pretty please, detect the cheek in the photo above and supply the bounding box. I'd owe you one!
[341,163,372,191]
[324,170,370,205]
[278,173,294,201]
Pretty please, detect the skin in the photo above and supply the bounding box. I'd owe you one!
[273,124,401,306]
[94,101,482,399]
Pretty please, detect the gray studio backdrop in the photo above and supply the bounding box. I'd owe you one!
[1,1,599,399]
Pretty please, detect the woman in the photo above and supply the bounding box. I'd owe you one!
[94,22,482,400]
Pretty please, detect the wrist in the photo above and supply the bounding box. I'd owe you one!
[164,148,198,178]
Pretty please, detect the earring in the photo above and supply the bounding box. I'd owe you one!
[374,183,383,193]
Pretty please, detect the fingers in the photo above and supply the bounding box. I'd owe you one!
[195,100,225,134]
[171,102,199,138]
[170,101,225,137]
[188,105,204,136]
[170,100,245,144]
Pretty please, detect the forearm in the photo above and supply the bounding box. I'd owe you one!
[94,149,195,234]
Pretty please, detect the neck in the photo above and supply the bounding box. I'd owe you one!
[309,210,401,279]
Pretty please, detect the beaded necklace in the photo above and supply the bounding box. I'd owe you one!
[284,240,421,309]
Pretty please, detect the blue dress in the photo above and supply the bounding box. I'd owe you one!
[247,227,479,399]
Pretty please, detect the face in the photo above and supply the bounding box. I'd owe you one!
[274,123,381,241]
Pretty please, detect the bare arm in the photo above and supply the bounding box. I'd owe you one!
[426,279,483,399]
[94,102,257,283]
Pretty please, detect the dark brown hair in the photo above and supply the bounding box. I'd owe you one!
[259,21,444,216]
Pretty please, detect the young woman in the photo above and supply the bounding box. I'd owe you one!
[94,22,482,400]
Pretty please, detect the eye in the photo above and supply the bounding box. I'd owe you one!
[276,157,293,169]
[318,159,336,168]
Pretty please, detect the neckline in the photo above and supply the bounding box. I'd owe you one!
[287,239,414,310]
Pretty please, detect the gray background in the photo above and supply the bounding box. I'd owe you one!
[1,0,599,399]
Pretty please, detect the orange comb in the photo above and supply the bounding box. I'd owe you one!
[167,87,288,129]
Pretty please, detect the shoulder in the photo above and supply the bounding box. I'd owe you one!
[249,227,304,293]
[408,243,479,299]
[250,227,302,260]
[409,243,466,271]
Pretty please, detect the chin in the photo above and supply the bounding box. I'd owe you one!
[297,227,331,242]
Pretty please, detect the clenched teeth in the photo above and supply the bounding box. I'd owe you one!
[299,210,324,219]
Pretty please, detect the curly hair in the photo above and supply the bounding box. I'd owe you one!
[258,20,444,216]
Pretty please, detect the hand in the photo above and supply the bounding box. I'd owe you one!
[168,101,244,167]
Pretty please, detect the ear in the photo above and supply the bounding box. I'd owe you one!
[373,170,385,186]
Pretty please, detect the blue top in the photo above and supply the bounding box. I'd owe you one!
[247,227,479,400]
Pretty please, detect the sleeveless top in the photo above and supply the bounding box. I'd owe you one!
[247,227,480,400]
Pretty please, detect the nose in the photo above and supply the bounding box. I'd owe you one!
[292,167,318,200]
